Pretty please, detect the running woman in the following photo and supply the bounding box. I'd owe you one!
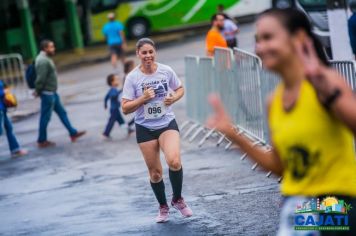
[122,38,193,223]
[207,9,356,235]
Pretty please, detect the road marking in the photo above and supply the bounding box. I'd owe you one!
[182,0,207,23]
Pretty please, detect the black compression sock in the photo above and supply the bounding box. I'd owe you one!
[150,179,167,206]
[169,167,183,202]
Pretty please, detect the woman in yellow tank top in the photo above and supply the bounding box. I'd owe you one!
[207,8,356,236]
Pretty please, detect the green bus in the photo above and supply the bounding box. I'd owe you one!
[89,0,272,41]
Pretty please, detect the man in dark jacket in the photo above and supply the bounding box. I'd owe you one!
[35,40,86,148]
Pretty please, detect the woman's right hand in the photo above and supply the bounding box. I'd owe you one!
[142,86,155,102]
[206,94,235,136]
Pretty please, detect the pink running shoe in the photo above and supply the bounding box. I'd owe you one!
[171,198,193,218]
[156,205,169,223]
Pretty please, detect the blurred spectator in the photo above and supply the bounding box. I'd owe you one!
[34,40,86,148]
[0,80,28,157]
[102,12,127,70]
[206,14,228,56]
[217,4,239,48]
[348,1,356,59]
[102,74,129,139]
[217,4,231,20]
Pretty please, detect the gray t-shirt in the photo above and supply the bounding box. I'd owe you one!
[122,63,182,129]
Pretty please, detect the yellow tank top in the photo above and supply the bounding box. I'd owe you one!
[269,80,356,196]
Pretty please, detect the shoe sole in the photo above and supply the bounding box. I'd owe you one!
[156,218,169,223]
[37,145,56,148]
[71,133,87,142]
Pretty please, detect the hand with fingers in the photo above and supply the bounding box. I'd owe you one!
[206,94,235,136]
[294,36,342,104]
[164,93,175,106]
[142,86,155,102]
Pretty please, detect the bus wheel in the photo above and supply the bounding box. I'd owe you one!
[128,18,149,39]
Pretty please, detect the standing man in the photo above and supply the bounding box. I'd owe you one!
[217,4,239,48]
[35,40,86,148]
[206,14,228,56]
[102,12,127,70]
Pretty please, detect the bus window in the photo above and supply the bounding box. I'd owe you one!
[91,0,119,14]
[299,0,326,5]
[298,0,327,10]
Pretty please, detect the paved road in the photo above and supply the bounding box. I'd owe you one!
[0,23,281,236]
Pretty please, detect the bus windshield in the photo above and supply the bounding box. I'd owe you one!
[298,0,326,7]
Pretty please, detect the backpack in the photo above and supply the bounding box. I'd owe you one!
[4,88,17,108]
[25,63,36,89]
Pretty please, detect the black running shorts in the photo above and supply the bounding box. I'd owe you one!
[135,119,179,143]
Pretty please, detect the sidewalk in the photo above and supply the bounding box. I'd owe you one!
[9,32,188,121]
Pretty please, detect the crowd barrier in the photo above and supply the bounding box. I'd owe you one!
[183,47,356,180]
[330,60,356,89]
[0,53,28,101]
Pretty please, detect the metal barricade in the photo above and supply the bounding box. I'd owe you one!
[233,48,264,141]
[214,47,234,109]
[184,56,199,121]
[330,60,356,90]
[183,47,356,182]
[194,57,216,145]
[0,53,28,101]
[259,69,280,144]
[182,56,201,136]
[210,48,236,147]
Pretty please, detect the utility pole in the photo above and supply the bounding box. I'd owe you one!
[327,0,353,60]
[65,0,84,53]
[16,0,37,59]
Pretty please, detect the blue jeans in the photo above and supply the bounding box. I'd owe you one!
[103,109,125,136]
[0,110,20,153]
[38,93,77,142]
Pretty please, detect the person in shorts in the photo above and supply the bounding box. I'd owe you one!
[102,12,127,70]
[122,38,193,223]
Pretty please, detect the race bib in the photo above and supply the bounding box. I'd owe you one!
[144,101,167,119]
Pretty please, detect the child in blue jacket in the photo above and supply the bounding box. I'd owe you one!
[102,74,129,139]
